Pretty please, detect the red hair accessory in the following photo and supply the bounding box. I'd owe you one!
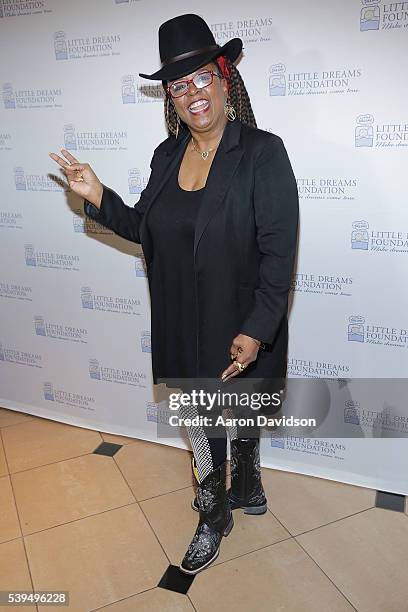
[216,55,231,92]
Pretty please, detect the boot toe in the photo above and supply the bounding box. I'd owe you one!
[180,523,221,574]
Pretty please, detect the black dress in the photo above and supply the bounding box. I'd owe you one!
[146,156,205,382]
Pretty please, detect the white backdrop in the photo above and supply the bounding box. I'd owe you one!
[1,0,407,493]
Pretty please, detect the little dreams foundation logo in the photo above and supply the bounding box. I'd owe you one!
[2,82,62,109]
[348,315,408,348]
[351,220,408,253]
[0,211,22,229]
[287,358,350,378]
[0,132,12,151]
[73,210,113,235]
[25,244,80,271]
[88,358,146,388]
[0,342,42,368]
[0,1,52,18]
[211,17,273,44]
[54,31,121,60]
[0,281,32,301]
[43,382,95,411]
[344,401,408,433]
[360,0,408,31]
[34,316,88,343]
[355,114,408,148]
[269,63,362,97]
[270,436,346,460]
[121,76,164,104]
[80,286,141,315]
[291,273,353,297]
[63,124,128,152]
[14,167,65,192]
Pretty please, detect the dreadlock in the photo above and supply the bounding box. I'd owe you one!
[162,55,257,137]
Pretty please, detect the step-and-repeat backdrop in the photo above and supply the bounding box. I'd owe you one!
[1,0,407,493]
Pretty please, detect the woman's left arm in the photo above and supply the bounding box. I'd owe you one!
[239,134,299,345]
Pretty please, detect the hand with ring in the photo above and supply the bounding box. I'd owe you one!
[48,148,103,208]
[221,333,261,381]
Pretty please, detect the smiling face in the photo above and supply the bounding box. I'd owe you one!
[167,61,229,134]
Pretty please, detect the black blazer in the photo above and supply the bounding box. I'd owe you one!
[84,118,299,386]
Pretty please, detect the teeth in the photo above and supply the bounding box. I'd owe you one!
[189,99,209,111]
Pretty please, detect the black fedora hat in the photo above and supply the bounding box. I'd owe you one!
[138,13,243,82]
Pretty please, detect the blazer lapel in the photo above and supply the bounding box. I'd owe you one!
[139,129,190,258]
[194,119,243,257]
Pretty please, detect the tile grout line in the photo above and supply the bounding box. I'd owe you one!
[2,433,106,476]
[88,584,162,611]
[0,427,40,612]
[192,531,295,573]
[289,504,378,538]
[112,452,174,571]
[294,536,359,611]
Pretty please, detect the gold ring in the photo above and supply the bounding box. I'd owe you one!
[233,360,246,373]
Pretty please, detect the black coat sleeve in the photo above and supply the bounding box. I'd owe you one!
[239,135,299,344]
[83,152,157,244]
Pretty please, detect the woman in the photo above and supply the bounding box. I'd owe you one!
[49,13,299,575]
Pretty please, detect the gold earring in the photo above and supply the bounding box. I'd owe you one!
[224,97,236,121]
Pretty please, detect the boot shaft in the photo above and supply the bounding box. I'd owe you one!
[230,438,264,505]
[196,459,229,530]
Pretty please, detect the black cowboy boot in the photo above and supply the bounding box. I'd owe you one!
[191,438,267,514]
[180,459,233,574]
[228,438,267,514]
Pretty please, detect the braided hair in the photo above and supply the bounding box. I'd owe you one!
[162,55,257,137]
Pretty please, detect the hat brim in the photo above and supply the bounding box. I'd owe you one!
[138,38,243,81]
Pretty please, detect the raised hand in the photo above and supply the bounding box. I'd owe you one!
[49,149,103,208]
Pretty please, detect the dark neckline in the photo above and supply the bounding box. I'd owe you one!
[176,136,207,193]
[177,181,205,193]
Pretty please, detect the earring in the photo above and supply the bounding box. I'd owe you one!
[224,96,236,121]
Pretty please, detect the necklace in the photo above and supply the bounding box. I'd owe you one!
[190,135,222,161]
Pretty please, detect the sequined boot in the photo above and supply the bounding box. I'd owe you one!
[180,459,233,574]
[191,438,267,514]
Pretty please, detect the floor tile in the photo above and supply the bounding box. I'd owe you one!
[0,538,36,612]
[25,504,169,612]
[0,437,7,477]
[12,454,135,535]
[140,487,290,568]
[100,432,138,446]
[0,408,35,428]
[115,440,194,501]
[99,587,195,611]
[297,507,408,612]
[188,538,355,612]
[262,467,375,534]
[0,476,21,543]
[1,418,102,473]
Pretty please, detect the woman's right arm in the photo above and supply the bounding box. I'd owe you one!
[49,148,155,244]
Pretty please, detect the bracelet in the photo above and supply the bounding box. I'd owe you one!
[254,339,266,350]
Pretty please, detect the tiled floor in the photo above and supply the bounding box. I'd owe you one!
[0,406,407,612]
